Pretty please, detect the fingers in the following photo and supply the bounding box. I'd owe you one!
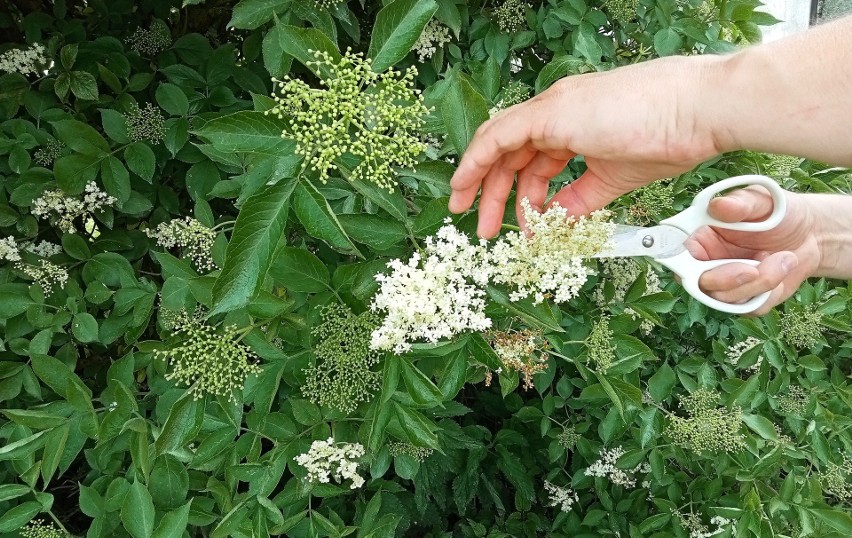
[515,152,571,231]
[546,168,631,217]
[707,186,774,223]
[698,251,800,314]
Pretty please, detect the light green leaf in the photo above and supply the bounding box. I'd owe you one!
[210,179,296,315]
[121,480,155,538]
[69,71,99,100]
[262,22,295,78]
[647,362,675,402]
[151,501,192,538]
[574,22,602,62]
[1,409,68,429]
[193,110,290,156]
[269,246,329,293]
[40,422,70,485]
[654,27,683,56]
[274,25,341,78]
[441,71,489,155]
[398,356,444,407]
[808,508,852,534]
[0,501,41,532]
[742,413,779,441]
[367,0,438,72]
[0,430,48,461]
[101,155,131,204]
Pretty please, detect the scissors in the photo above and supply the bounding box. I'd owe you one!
[594,175,787,314]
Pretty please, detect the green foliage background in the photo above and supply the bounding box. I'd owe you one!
[1,0,851,537]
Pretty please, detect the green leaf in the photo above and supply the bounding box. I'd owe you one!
[125,142,156,181]
[742,413,779,441]
[339,213,406,250]
[485,286,564,333]
[229,0,292,29]
[347,175,408,221]
[0,501,41,532]
[156,83,189,116]
[398,356,444,407]
[0,430,48,461]
[368,0,438,72]
[262,21,295,78]
[0,283,36,318]
[808,508,852,534]
[101,108,130,143]
[194,111,290,156]
[269,246,329,293]
[654,27,683,56]
[70,71,99,100]
[52,119,109,156]
[0,484,31,502]
[149,455,189,510]
[574,22,602,63]
[155,393,204,456]
[151,501,192,538]
[391,401,440,449]
[62,232,91,260]
[54,153,100,194]
[41,422,70,485]
[441,71,489,155]
[1,409,68,429]
[101,155,131,204]
[292,180,362,257]
[647,362,675,402]
[274,25,341,78]
[438,348,468,400]
[72,313,99,343]
[210,179,296,315]
[121,480,155,538]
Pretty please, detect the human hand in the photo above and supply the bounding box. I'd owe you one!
[683,187,821,315]
[448,55,727,238]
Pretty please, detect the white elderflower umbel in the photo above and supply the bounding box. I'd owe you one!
[0,236,21,262]
[544,480,579,512]
[370,220,492,353]
[294,438,365,489]
[23,240,62,258]
[0,43,49,75]
[31,181,116,234]
[147,217,217,272]
[584,446,637,488]
[412,20,452,62]
[726,336,762,366]
[490,198,615,305]
[15,260,69,295]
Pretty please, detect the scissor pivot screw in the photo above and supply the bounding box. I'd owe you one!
[642,235,654,248]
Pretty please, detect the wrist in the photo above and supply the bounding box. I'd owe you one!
[808,194,852,279]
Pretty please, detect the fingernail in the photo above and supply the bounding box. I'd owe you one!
[736,273,756,285]
[781,255,798,273]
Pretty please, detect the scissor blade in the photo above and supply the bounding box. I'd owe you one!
[593,224,689,259]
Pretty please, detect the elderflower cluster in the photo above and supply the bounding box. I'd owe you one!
[313,0,344,8]
[586,317,616,373]
[294,438,365,489]
[147,217,217,272]
[154,310,262,401]
[594,257,661,334]
[584,446,639,488]
[725,336,761,366]
[34,140,63,166]
[31,181,116,234]
[413,20,452,62]
[604,0,639,23]
[0,43,49,75]
[16,260,69,295]
[267,49,428,192]
[558,426,581,450]
[544,481,580,512]
[302,304,382,413]
[666,389,745,454]
[388,442,433,462]
[20,520,65,538]
[780,304,823,349]
[125,20,172,56]
[488,81,531,116]
[673,511,736,538]
[371,220,492,353]
[24,240,62,258]
[627,181,674,225]
[124,102,167,144]
[766,154,802,178]
[777,385,809,416]
[819,457,852,503]
[493,0,529,33]
[488,328,549,390]
[491,198,615,304]
[0,236,21,262]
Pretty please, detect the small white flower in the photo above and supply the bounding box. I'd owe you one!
[0,236,21,262]
[584,446,638,488]
[32,181,116,234]
[543,480,579,512]
[726,336,761,366]
[412,20,452,62]
[23,240,62,258]
[294,438,365,489]
[0,43,49,75]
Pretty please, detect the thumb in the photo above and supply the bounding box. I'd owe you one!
[707,186,775,224]
[546,169,630,217]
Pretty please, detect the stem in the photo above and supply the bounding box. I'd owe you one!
[501,223,521,232]
[47,510,70,534]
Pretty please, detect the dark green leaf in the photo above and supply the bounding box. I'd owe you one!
[441,71,489,155]
[0,501,41,532]
[155,393,204,455]
[269,246,329,293]
[368,0,438,72]
[125,142,156,181]
[121,480,155,538]
[156,83,189,116]
[292,180,362,257]
[229,0,292,30]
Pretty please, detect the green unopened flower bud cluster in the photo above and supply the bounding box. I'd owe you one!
[604,0,639,24]
[666,389,745,454]
[20,520,66,538]
[124,102,167,144]
[0,42,49,76]
[267,49,428,192]
[489,81,531,117]
[627,181,674,225]
[147,217,217,272]
[34,140,63,166]
[31,181,117,234]
[558,425,581,450]
[125,20,172,56]
[586,316,616,373]
[302,304,382,414]
[313,0,344,8]
[780,304,823,349]
[818,456,852,503]
[493,0,529,33]
[155,309,262,401]
[766,154,802,178]
[777,385,809,416]
[388,441,433,462]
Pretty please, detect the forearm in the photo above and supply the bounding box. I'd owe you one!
[810,193,852,279]
[703,16,852,166]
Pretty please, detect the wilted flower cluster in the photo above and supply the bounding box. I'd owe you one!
[603,0,639,23]
[413,20,452,62]
[34,140,63,166]
[819,456,852,503]
[0,236,21,262]
[125,20,172,56]
[493,0,528,32]
[488,81,531,116]
[20,520,65,538]
[777,385,809,416]
[0,42,49,75]
[147,217,217,272]
[154,309,262,401]
[16,260,69,295]
[666,389,745,454]
[294,438,365,489]
[627,181,674,225]
[124,102,167,144]
[586,317,616,373]
[490,198,615,304]
[388,442,433,462]
[673,511,736,538]
[584,446,639,488]
[725,336,761,366]
[31,181,117,234]
[267,49,428,192]
[302,304,382,413]
[488,328,549,390]
[371,202,614,353]
[558,426,581,450]
[24,240,62,258]
[766,154,802,178]
[543,481,579,512]
[780,304,823,349]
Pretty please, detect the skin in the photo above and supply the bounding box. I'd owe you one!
[448,16,852,314]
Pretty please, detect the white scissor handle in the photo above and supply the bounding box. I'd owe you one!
[658,252,770,314]
[661,175,787,235]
